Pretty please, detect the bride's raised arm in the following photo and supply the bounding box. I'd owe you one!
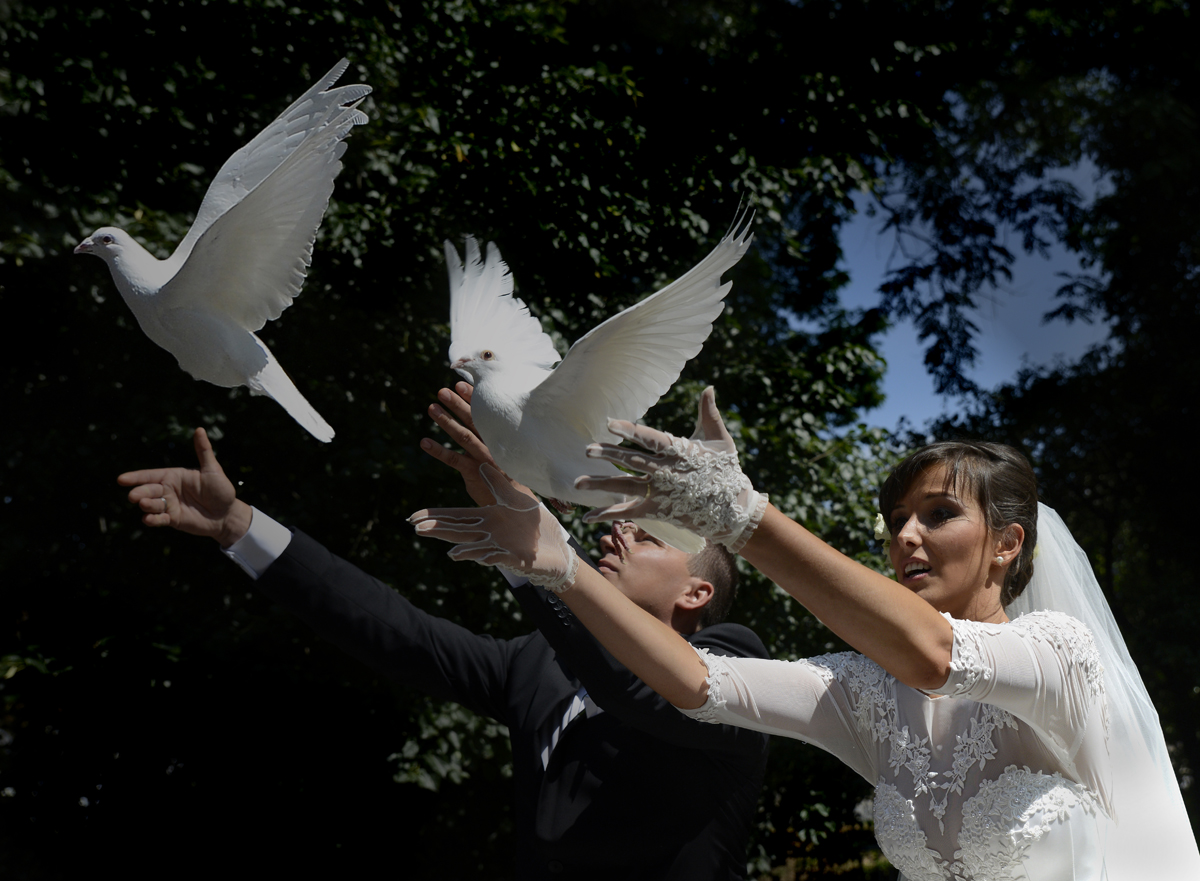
[409,462,714,708]
[572,386,984,691]
[412,387,1026,700]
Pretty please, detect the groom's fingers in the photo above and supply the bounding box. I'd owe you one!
[118,468,168,487]
[440,385,481,436]
[193,427,223,474]
[429,402,495,466]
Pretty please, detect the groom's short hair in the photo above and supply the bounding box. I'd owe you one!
[690,543,739,629]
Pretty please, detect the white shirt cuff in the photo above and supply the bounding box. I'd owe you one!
[221,506,292,580]
[498,566,530,588]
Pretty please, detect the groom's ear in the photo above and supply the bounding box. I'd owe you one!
[678,578,714,611]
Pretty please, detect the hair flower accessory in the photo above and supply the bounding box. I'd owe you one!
[873,512,890,546]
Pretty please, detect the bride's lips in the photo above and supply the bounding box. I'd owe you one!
[898,557,932,585]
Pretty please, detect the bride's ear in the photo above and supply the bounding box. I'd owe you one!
[996,524,1025,564]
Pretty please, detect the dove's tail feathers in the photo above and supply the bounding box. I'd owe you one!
[635,519,707,555]
[249,348,335,443]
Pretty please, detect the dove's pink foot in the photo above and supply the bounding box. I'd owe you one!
[611,522,629,561]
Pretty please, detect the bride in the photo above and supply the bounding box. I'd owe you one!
[412,387,1200,879]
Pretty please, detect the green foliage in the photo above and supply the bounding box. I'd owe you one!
[15,0,1196,873]
[0,0,920,875]
[389,700,512,791]
[907,0,1200,838]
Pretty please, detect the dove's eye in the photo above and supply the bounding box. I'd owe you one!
[481,350,495,361]
[100,234,115,245]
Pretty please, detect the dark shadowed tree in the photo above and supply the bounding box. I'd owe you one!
[0,1,912,876]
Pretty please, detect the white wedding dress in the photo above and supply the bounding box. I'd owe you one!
[681,504,1200,878]
[684,610,1111,880]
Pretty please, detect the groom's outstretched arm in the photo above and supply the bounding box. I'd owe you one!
[117,424,523,723]
[118,427,252,548]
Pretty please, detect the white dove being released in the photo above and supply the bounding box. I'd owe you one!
[74,60,371,442]
[446,212,754,553]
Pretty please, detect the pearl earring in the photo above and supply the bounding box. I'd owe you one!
[994,555,1004,565]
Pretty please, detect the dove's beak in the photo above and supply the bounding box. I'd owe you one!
[451,357,473,381]
[73,239,93,255]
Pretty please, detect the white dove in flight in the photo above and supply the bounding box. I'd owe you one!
[446,211,754,553]
[74,59,371,442]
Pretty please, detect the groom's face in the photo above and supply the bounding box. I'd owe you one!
[596,522,699,626]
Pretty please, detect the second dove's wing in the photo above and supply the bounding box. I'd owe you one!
[527,211,754,441]
[161,76,368,330]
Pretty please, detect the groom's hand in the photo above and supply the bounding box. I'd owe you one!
[118,428,252,547]
[421,382,533,507]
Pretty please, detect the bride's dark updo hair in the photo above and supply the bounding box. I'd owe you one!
[879,441,1039,607]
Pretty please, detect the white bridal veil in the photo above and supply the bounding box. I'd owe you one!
[1007,503,1200,878]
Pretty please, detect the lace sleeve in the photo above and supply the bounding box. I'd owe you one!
[678,646,878,782]
[928,611,1108,766]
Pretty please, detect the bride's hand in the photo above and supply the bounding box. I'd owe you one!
[574,386,768,553]
[410,463,580,593]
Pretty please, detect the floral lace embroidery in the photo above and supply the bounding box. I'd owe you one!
[939,614,1003,696]
[689,648,837,724]
[690,648,733,724]
[877,768,1102,881]
[647,436,767,549]
[693,621,1107,880]
[942,611,1105,703]
[953,765,1101,880]
[1017,611,1105,700]
[873,782,952,880]
[820,652,1018,833]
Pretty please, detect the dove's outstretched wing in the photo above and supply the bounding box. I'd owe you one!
[162,61,370,331]
[447,237,562,370]
[527,210,754,441]
[175,59,369,259]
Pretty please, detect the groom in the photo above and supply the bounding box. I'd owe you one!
[118,385,770,880]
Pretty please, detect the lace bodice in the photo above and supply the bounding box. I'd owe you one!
[683,611,1112,880]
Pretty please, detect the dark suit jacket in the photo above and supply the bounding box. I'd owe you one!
[256,530,770,880]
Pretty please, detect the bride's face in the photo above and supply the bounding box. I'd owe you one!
[887,465,1003,620]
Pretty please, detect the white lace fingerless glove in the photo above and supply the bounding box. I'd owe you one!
[519,517,581,594]
[410,464,581,593]
[645,433,768,553]
[578,387,768,553]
